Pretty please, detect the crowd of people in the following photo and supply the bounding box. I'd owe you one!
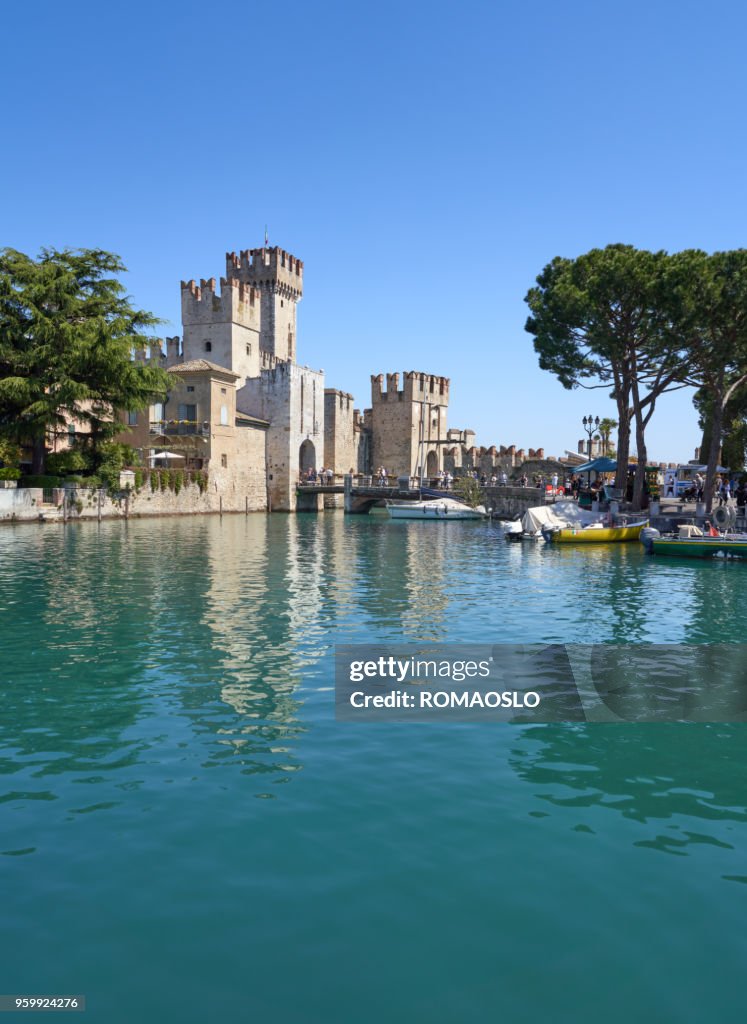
[300,465,747,509]
[300,466,335,485]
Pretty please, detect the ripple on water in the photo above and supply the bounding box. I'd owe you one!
[2,516,747,1021]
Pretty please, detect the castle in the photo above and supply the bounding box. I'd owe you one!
[121,242,552,511]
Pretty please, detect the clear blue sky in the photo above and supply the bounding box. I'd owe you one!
[3,0,746,463]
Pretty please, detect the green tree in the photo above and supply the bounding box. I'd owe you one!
[696,384,747,476]
[0,247,168,473]
[525,245,688,509]
[453,475,483,508]
[673,249,747,511]
[597,417,618,456]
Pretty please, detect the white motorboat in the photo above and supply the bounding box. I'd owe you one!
[385,498,486,520]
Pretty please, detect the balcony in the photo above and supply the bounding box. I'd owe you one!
[149,420,210,437]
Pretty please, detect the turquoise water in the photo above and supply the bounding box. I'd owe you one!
[2,514,747,1022]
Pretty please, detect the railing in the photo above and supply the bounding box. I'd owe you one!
[150,420,210,436]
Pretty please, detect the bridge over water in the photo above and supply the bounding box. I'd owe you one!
[297,476,548,515]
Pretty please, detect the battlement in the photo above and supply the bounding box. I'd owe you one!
[225,246,303,298]
[370,370,450,404]
[404,371,449,402]
[181,276,259,326]
[133,342,168,368]
[260,350,288,372]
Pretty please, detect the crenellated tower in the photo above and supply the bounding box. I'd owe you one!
[369,370,450,477]
[224,247,303,363]
[180,276,261,381]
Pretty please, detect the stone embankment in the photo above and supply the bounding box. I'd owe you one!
[482,486,548,518]
[0,482,267,524]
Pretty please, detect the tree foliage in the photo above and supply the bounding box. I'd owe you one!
[453,475,484,508]
[525,245,687,507]
[525,244,747,511]
[670,250,747,509]
[0,247,168,473]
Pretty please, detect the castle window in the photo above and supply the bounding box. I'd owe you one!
[221,454,228,468]
[186,386,195,393]
[127,411,138,426]
[220,405,228,426]
[281,300,284,307]
[246,344,251,355]
[221,387,227,394]
[204,342,212,352]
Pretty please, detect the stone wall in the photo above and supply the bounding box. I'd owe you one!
[482,486,547,518]
[324,390,356,477]
[0,479,267,524]
[242,362,325,511]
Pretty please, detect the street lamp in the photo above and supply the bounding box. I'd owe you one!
[582,415,600,491]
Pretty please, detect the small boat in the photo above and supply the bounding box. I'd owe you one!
[642,524,747,559]
[385,498,485,520]
[495,519,523,539]
[542,520,649,544]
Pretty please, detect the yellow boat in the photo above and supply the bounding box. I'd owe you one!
[542,521,648,544]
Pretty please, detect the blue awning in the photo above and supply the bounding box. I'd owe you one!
[573,457,617,473]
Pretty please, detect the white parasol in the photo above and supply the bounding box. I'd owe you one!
[148,451,186,462]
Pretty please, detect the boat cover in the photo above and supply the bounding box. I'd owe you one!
[521,501,602,535]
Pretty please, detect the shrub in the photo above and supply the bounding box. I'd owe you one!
[150,471,160,492]
[46,449,90,475]
[453,476,484,508]
[194,470,208,494]
[159,471,167,492]
[0,467,21,480]
[64,475,103,487]
[21,474,62,488]
[134,469,145,490]
[174,470,184,495]
[0,439,22,468]
[96,442,136,491]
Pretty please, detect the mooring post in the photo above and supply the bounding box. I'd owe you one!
[344,473,353,514]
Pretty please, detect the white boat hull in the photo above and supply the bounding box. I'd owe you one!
[386,501,485,521]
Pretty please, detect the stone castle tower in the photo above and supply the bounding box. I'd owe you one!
[369,371,450,478]
[180,247,303,377]
[176,246,321,512]
[224,248,303,364]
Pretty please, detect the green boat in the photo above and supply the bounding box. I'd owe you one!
[642,525,747,559]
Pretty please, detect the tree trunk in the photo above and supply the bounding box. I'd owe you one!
[704,393,724,514]
[614,404,631,492]
[31,435,46,475]
[632,403,647,511]
[700,414,712,467]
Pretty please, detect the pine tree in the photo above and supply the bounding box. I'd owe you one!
[0,247,168,473]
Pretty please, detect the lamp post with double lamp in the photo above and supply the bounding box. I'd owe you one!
[582,415,600,493]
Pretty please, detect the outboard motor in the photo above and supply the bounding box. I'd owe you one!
[640,526,660,553]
